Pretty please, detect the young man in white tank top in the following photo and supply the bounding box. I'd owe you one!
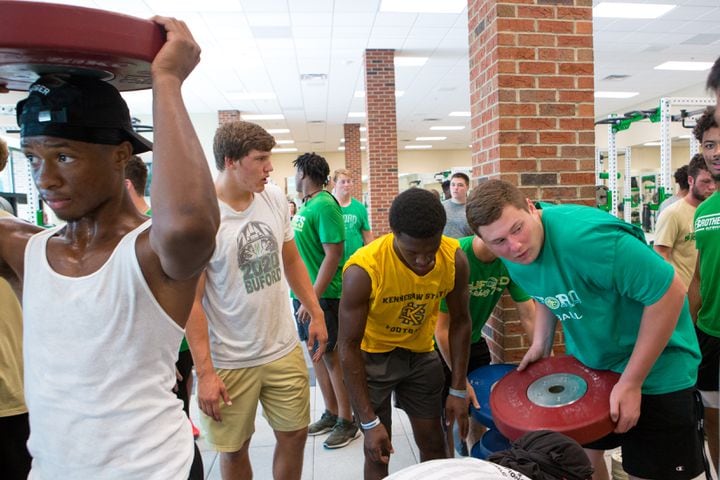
[0,18,219,480]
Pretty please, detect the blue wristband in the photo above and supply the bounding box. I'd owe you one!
[360,417,381,431]
[448,388,467,399]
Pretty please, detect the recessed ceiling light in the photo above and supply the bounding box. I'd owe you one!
[394,56,428,67]
[644,142,661,146]
[430,126,465,131]
[338,146,345,151]
[348,112,366,118]
[354,90,405,98]
[594,91,639,99]
[241,113,285,120]
[380,0,466,14]
[593,2,676,19]
[405,145,433,149]
[267,129,290,134]
[275,139,294,145]
[226,92,276,100]
[654,61,714,71]
[359,127,367,132]
[272,147,298,153]
[448,111,470,117]
[677,134,692,139]
[416,136,447,141]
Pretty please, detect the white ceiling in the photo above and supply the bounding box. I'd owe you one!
[2,0,720,154]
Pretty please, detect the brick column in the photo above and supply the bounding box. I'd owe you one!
[364,49,399,236]
[218,109,241,125]
[343,123,363,202]
[469,0,594,362]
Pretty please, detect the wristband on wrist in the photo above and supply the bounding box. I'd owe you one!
[448,387,467,399]
[360,416,381,431]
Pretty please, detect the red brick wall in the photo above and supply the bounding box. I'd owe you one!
[468,0,593,362]
[364,49,399,236]
[343,123,364,202]
[218,110,241,125]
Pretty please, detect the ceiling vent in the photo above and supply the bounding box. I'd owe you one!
[308,120,325,124]
[300,73,328,86]
[422,117,441,122]
[601,74,630,81]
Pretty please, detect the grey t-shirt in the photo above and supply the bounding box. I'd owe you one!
[442,200,472,238]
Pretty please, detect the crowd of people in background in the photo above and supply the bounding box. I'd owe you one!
[1,14,720,480]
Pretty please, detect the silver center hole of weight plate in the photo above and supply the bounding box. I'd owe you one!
[526,373,588,408]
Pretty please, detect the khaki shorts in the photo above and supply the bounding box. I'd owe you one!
[200,345,310,452]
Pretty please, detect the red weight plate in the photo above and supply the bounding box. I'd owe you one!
[489,356,620,445]
[0,1,165,91]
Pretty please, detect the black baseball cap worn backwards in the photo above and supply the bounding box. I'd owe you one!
[16,75,152,154]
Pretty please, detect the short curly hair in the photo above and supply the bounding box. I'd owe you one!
[0,137,7,173]
[389,188,446,238]
[466,179,529,234]
[693,107,717,143]
[213,121,276,171]
[707,56,720,93]
[293,152,329,187]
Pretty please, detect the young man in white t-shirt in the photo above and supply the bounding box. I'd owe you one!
[186,121,327,480]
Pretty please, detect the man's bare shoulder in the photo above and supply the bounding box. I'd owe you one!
[0,215,43,242]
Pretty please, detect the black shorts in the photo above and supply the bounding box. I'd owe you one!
[0,413,31,480]
[175,348,194,416]
[293,298,339,352]
[364,349,444,433]
[583,387,705,479]
[695,326,720,392]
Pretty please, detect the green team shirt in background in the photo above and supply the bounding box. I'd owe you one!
[694,191,720,337]
[503,203,700,395]
[341,198,371,265]
[439,236,530,344]
[291,191,345,299]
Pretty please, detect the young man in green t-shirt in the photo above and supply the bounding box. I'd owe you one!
[331,168,373,264]
[466,180,704,480]
[689,107,720,471]
[291,153,358,449]
[436,235,535,455]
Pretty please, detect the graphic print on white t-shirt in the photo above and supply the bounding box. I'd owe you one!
[237,220,282,294]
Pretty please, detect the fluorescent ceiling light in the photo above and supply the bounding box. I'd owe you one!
[593,2,676,19]
[360,127,367,132]
[272,147,298,153]
[677,134,692,139]
[416,136,447,141]
[348,112,366,118]
[380,0,466,14]
[226,92,276,100]
[594,91,639,99]
[405,145,432,149]
[340,138,367,143]
[266,129,290,134]
[338,146,345,151]
[430,126,465,131]
[275,139,294,145]
[654,61,713,71]
[354,90,405,98]
[394,56,428,67]
[644,142,661,146]
[448,111,470,117]
[241,113,285,120]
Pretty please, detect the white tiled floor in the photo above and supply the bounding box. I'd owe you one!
[191,383,421,480]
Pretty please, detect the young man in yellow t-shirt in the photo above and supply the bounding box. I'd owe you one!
[338,188,472,480]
